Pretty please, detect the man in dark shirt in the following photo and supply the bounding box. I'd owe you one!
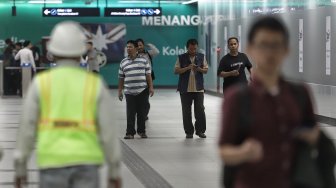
[3,38,15,95]
[218,16,320,188]
[217,37,252,94]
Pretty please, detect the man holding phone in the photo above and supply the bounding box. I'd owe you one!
[217,37,252,94]
[174,39,208,139]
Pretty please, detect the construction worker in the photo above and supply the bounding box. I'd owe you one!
[14,21,121,188]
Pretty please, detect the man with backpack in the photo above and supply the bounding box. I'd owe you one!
[136,39,159,120]
[218,16,326,188]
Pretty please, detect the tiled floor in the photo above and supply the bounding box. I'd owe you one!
[0,89,335,188]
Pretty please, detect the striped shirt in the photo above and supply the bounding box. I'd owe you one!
[119,56,151,95]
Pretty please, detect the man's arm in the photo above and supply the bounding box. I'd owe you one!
[217,59,238,78]
[14,51,20,61]
[96,82,121,187]
[145,59,154,96]
[118,63,125,100]
[196,57,208,74]
[29,51,36,71]
[146,74,154,97]
[118,78,124,100]
[220,139,263,165]
[147,43,160,57]
[14,79,40,178]
[219,71,239,78]
[34,52,39,61]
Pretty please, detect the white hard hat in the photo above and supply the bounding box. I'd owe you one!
[48,21,86,57]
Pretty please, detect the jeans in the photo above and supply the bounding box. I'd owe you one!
[180,92,206,135]
[125,88,149,135]
[39,165,99,188]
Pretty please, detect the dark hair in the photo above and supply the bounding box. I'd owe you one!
[23,40,31,47]
[186,39,198,48]
[127,40,138,48]
[248,16,289,45]
[15,42,22,47]
[136,38,144,45]
[227,37,239,45]
[87,41,93,45]
[5,38,12,44]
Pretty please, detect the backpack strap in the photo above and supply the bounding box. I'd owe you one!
[235,84,251,144]
[287,82,314,128]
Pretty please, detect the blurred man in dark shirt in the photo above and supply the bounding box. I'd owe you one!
[218,16,320,188]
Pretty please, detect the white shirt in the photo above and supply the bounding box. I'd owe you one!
[15,48,36,70]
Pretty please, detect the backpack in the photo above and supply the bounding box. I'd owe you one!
[146,51,155,81]
[222,83,336,188]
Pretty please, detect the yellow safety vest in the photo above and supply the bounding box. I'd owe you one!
[36,66,104,168]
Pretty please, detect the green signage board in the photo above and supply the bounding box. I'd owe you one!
[0,3,198,86]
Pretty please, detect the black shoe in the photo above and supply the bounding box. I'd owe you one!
[124,135,134,139]
[186,134,193,139]
[138,133,148,139]
[196,133,207,138]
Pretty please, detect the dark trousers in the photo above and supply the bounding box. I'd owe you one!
[180,92,206,135]
[145,95,150,118]
[125,88,149,135]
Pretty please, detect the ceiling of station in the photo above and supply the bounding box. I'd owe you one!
[5,0,195,4]
[2,0,335,6]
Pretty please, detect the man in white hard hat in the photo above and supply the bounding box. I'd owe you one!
[14,21,121,188]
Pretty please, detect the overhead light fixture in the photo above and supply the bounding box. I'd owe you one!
[117,0,184,3]
[28,0,62,4]
[182,0,198,4]
[117,0,152,3]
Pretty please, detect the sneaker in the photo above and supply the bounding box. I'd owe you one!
[124,135,134,139]
[196,133,207,138]
[186,134,193,139]
[138,133,148,139]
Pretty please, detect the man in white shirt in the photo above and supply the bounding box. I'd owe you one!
[15,41,36,72]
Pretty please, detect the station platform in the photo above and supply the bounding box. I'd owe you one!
[0,89,335,188]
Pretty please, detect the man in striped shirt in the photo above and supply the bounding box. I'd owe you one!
[118,40,154,139]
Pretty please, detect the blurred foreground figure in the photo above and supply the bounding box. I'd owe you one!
[218,16,335,188]
[14,21,121,188]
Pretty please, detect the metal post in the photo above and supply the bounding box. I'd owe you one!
[21,64,32,98]
[0,61,3,97]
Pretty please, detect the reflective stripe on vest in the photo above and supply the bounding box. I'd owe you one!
[36,66,104,168]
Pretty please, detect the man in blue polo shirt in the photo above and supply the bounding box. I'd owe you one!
[118,40,154,139]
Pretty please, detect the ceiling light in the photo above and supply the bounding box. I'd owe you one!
[28,0,62,4]
[182,0,198,4]
[117,0,187,4]
[118,1,152,3]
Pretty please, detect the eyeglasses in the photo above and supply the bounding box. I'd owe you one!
[252,42,286,53]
